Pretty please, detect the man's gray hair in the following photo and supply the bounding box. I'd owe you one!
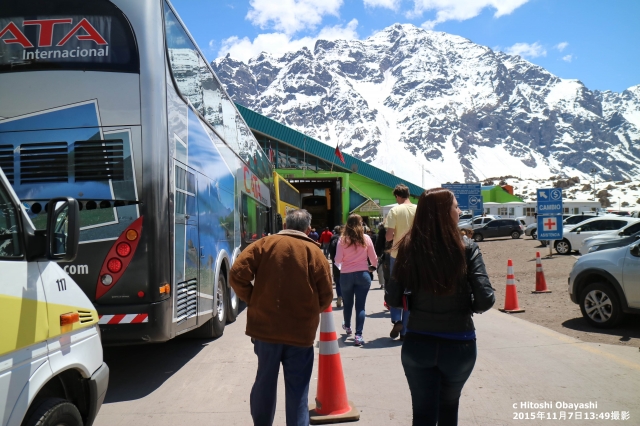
[286,209,312,232]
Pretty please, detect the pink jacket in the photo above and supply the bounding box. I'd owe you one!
[334,234,378,274]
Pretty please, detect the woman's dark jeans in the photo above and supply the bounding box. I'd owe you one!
[401,334,477,426]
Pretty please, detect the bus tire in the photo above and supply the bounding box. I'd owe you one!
[196,275,227,339]
[24,398,83,426]
[226,273,239,323]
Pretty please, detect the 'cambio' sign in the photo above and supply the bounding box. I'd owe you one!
[0,18,109,61]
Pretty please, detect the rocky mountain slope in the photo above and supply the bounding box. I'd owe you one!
[212,24,640,190]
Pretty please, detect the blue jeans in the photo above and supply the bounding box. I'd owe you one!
[401,335,477,426]
[340,271,371,335]
[250,340,314,426]
[389,256,409,335]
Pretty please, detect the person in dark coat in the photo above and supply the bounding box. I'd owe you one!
[387,188,495,425]
[328,226,344,307]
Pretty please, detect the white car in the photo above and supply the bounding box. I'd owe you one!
[458,215,501,231]
[581,221,640,253]
[568,240,640,327]
[554,217,640,255]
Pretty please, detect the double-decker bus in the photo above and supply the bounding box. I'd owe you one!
[0,0,275,344]
[273,172,300,232]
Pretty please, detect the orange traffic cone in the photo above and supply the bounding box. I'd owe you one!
[309,306,360,424]
[499,259,525,313]
[532,252,552,294]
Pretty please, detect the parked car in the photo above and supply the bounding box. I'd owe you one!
[568,240,640,327]
[458,213,474,221]
[581,221,640,253]
[554,217,640,255]
[563,213,600,230]
[472,219,524,242]
[586,231,640,253]
[459,215,500,232]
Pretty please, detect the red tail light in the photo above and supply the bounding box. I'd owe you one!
[96,216,144,299]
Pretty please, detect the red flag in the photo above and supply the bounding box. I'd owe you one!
[335,144,345,164]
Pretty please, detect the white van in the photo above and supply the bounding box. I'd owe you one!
[0,167,108,426]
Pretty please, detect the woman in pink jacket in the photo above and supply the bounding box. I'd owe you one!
[335,214,378,346]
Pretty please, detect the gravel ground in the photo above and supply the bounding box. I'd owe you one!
[477,236,640,348]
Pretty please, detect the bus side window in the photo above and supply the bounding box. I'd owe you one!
[0,183,23,258]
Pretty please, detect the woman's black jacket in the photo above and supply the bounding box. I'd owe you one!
[384,238,495,333]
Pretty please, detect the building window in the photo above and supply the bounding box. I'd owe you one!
[509,207,515,216]
[573,208,580,214]
[484,208,490,214]
[498,207,508,216]
[524,207,536,217]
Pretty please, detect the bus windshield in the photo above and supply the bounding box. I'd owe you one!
[0,0,138,73]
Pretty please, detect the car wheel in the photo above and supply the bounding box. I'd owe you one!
[531,229,537,240]
[24,398,82,426]
[554,239,571,255]
[473,233,483,242]
[511,231,521,239]
[579,282,623,328]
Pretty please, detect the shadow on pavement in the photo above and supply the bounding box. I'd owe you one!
[361,336,404,349]
[561,317,640,342]
[366,310,391,319]
[103,302,246,403]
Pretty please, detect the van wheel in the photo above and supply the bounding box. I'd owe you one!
[511,231,521,239]
[24,398,82,426]
[473,233,483,242]
[196,275,227,338]
[555,239,571,255]
[580,283,623,328]
[226,272,239,323]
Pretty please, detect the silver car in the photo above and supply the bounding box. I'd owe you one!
[568,240,640,327]
[458,215,500,232]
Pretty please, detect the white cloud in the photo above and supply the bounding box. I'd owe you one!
[555,41,568,51]
[219,19,359,62]
[363,0,402,10]
[505,41,546,58]
[562,54,573,62]
[409,0,529,29]
[246,0,343,35]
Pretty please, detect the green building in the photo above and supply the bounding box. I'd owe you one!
[237,104,422,227]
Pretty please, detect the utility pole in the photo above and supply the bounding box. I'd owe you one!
[590,168,597,201]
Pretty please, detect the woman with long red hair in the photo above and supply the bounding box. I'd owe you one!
[389,188,495,425]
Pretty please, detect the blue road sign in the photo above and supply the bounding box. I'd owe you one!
[537,215,563,240]
[442,183,484,216]
[537,188,563,240]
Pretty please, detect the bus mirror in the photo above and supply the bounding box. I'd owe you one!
[47,197,80,262]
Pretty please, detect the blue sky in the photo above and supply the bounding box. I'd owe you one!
[170,0,639,93]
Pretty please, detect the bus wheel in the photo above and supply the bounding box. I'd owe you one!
[24,398,82,426]
[199,275,227,338]
[226,275,239,323]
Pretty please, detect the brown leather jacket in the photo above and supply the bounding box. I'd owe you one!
[229,230,333,347]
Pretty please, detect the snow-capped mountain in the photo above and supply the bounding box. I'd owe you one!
[212,24,640,189]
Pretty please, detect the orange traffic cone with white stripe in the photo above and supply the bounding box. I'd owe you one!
[532,252,552,294]
[499,259,525,313]
[309,306,360,424]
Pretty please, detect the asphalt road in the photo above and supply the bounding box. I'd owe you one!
[96,273,640,425]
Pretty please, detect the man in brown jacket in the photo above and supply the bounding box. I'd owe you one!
[230,209,333,426]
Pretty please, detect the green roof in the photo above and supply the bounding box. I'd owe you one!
[236,104,425,197]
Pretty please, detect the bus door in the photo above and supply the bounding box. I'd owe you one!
[174,162,199,332]
[196,173,216,319]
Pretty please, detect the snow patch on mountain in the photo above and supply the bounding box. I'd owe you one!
[212,24,640,190]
